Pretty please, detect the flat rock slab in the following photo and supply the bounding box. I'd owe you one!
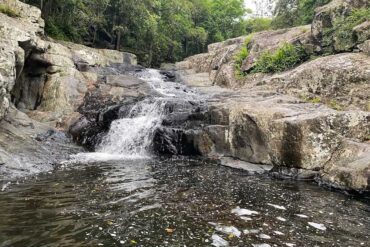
[220,157,273,175]
[106,75,145,88]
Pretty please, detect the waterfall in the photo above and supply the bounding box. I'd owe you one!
[71,69,198,162]
[97,99,164,158]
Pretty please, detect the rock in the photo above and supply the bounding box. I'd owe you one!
[106,75,145,87]
[312,0,370,52]
[0,0,46,120]
[0,106,82,178]
[354,21,370,44]
[69,75,157,149]
[268,53,370,111]
[240,26,312,72]
[359,40,370,54]
[174,56,370,190]
[176,25,312,88]
[321,140,370,191]
[220,157,273,175]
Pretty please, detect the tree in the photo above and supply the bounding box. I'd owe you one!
[20,0,248,66]
[271,0,331,29]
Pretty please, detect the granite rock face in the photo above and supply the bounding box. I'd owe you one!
[311,0,370,53]
[0,0,137,177]
[0,0,137,127]
[173,14,370,190]
[269,53,370,111]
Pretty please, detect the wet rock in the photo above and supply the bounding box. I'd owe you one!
[220,157,273,175]
[0,106,82,178]
[173,56,370,190]
[105,75,145,87]
[270,167,319,180]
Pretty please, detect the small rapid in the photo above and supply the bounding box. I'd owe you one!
[72,69,200,162]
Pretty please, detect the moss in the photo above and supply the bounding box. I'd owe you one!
[300,95,322,104]
[324,7,370,52]
[0,3,20,17]
[251,43,308,74]
[328,100,343,111]
[234,34,253,78]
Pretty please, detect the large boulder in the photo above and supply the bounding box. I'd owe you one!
[240,26,312,72]
[268,53,370,111]
[69,74,156,149]
[176,26,313,88]
[0,0,45,120]
[359,39,370,54]
[0,106,82,179]
[312,0,370,52]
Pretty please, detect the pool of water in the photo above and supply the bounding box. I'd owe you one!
[0,158,369,247]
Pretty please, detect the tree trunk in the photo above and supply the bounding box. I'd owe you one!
[116,31,121,50]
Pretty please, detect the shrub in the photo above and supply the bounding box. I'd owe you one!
[272,0,332,29]
[331,7,370,50]
[234,34,253,77]
[0,3,19,17]
[251,43,308,74]
[245,18,272,35]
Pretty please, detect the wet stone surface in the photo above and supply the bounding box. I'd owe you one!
[0,158,369,247]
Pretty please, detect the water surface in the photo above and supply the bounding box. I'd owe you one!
[0,158,369,247]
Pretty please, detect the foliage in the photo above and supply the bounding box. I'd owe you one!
[245,18,272,35]
[328,100,343,111]
[0,3,20,17]
[20,0,248,67]
[327,7,370,50]
[251,43,308,73]
[234,34,254,77]
[272,0,332,29]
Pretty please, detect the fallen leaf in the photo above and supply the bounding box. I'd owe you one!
[165,228,175,233]
[130,240,137,244]
[228,233,235,239]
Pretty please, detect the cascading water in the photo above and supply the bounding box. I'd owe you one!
[97,99,164,157]
[72,69,199,162]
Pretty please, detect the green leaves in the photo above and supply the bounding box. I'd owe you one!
[21,0,248,66]
[251,43,307,74]
[272,0,332,29]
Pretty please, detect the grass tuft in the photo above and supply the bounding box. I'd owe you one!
[0,3,20,18]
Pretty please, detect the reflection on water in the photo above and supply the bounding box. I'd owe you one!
[0,158,369,247]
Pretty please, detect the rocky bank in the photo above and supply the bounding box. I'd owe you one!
[171,0,370,191]
[0,0,369,191]
[0,0,139,177]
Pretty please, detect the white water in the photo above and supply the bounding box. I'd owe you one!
[97,99,164,158]
[71,69,199,162]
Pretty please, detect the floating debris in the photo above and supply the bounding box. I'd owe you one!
[274,231,285,235]
[211,234,229,247]
[231,207,259,216]
[252,244,271,247]
[209,223,241,238]
[240,216,253,221]
[308,222,327,231]
[276,217,287,222]
[296,214,309,218]
[267,203,287,210]
[258,234,271,239]
[285,243,296,247]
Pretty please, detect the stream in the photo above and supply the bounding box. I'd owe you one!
[0,70,369,247]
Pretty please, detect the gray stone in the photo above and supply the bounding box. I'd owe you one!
[220,157,273,175]
[106,75,145,88]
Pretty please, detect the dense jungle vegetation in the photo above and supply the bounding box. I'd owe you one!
[13,0,333,66]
